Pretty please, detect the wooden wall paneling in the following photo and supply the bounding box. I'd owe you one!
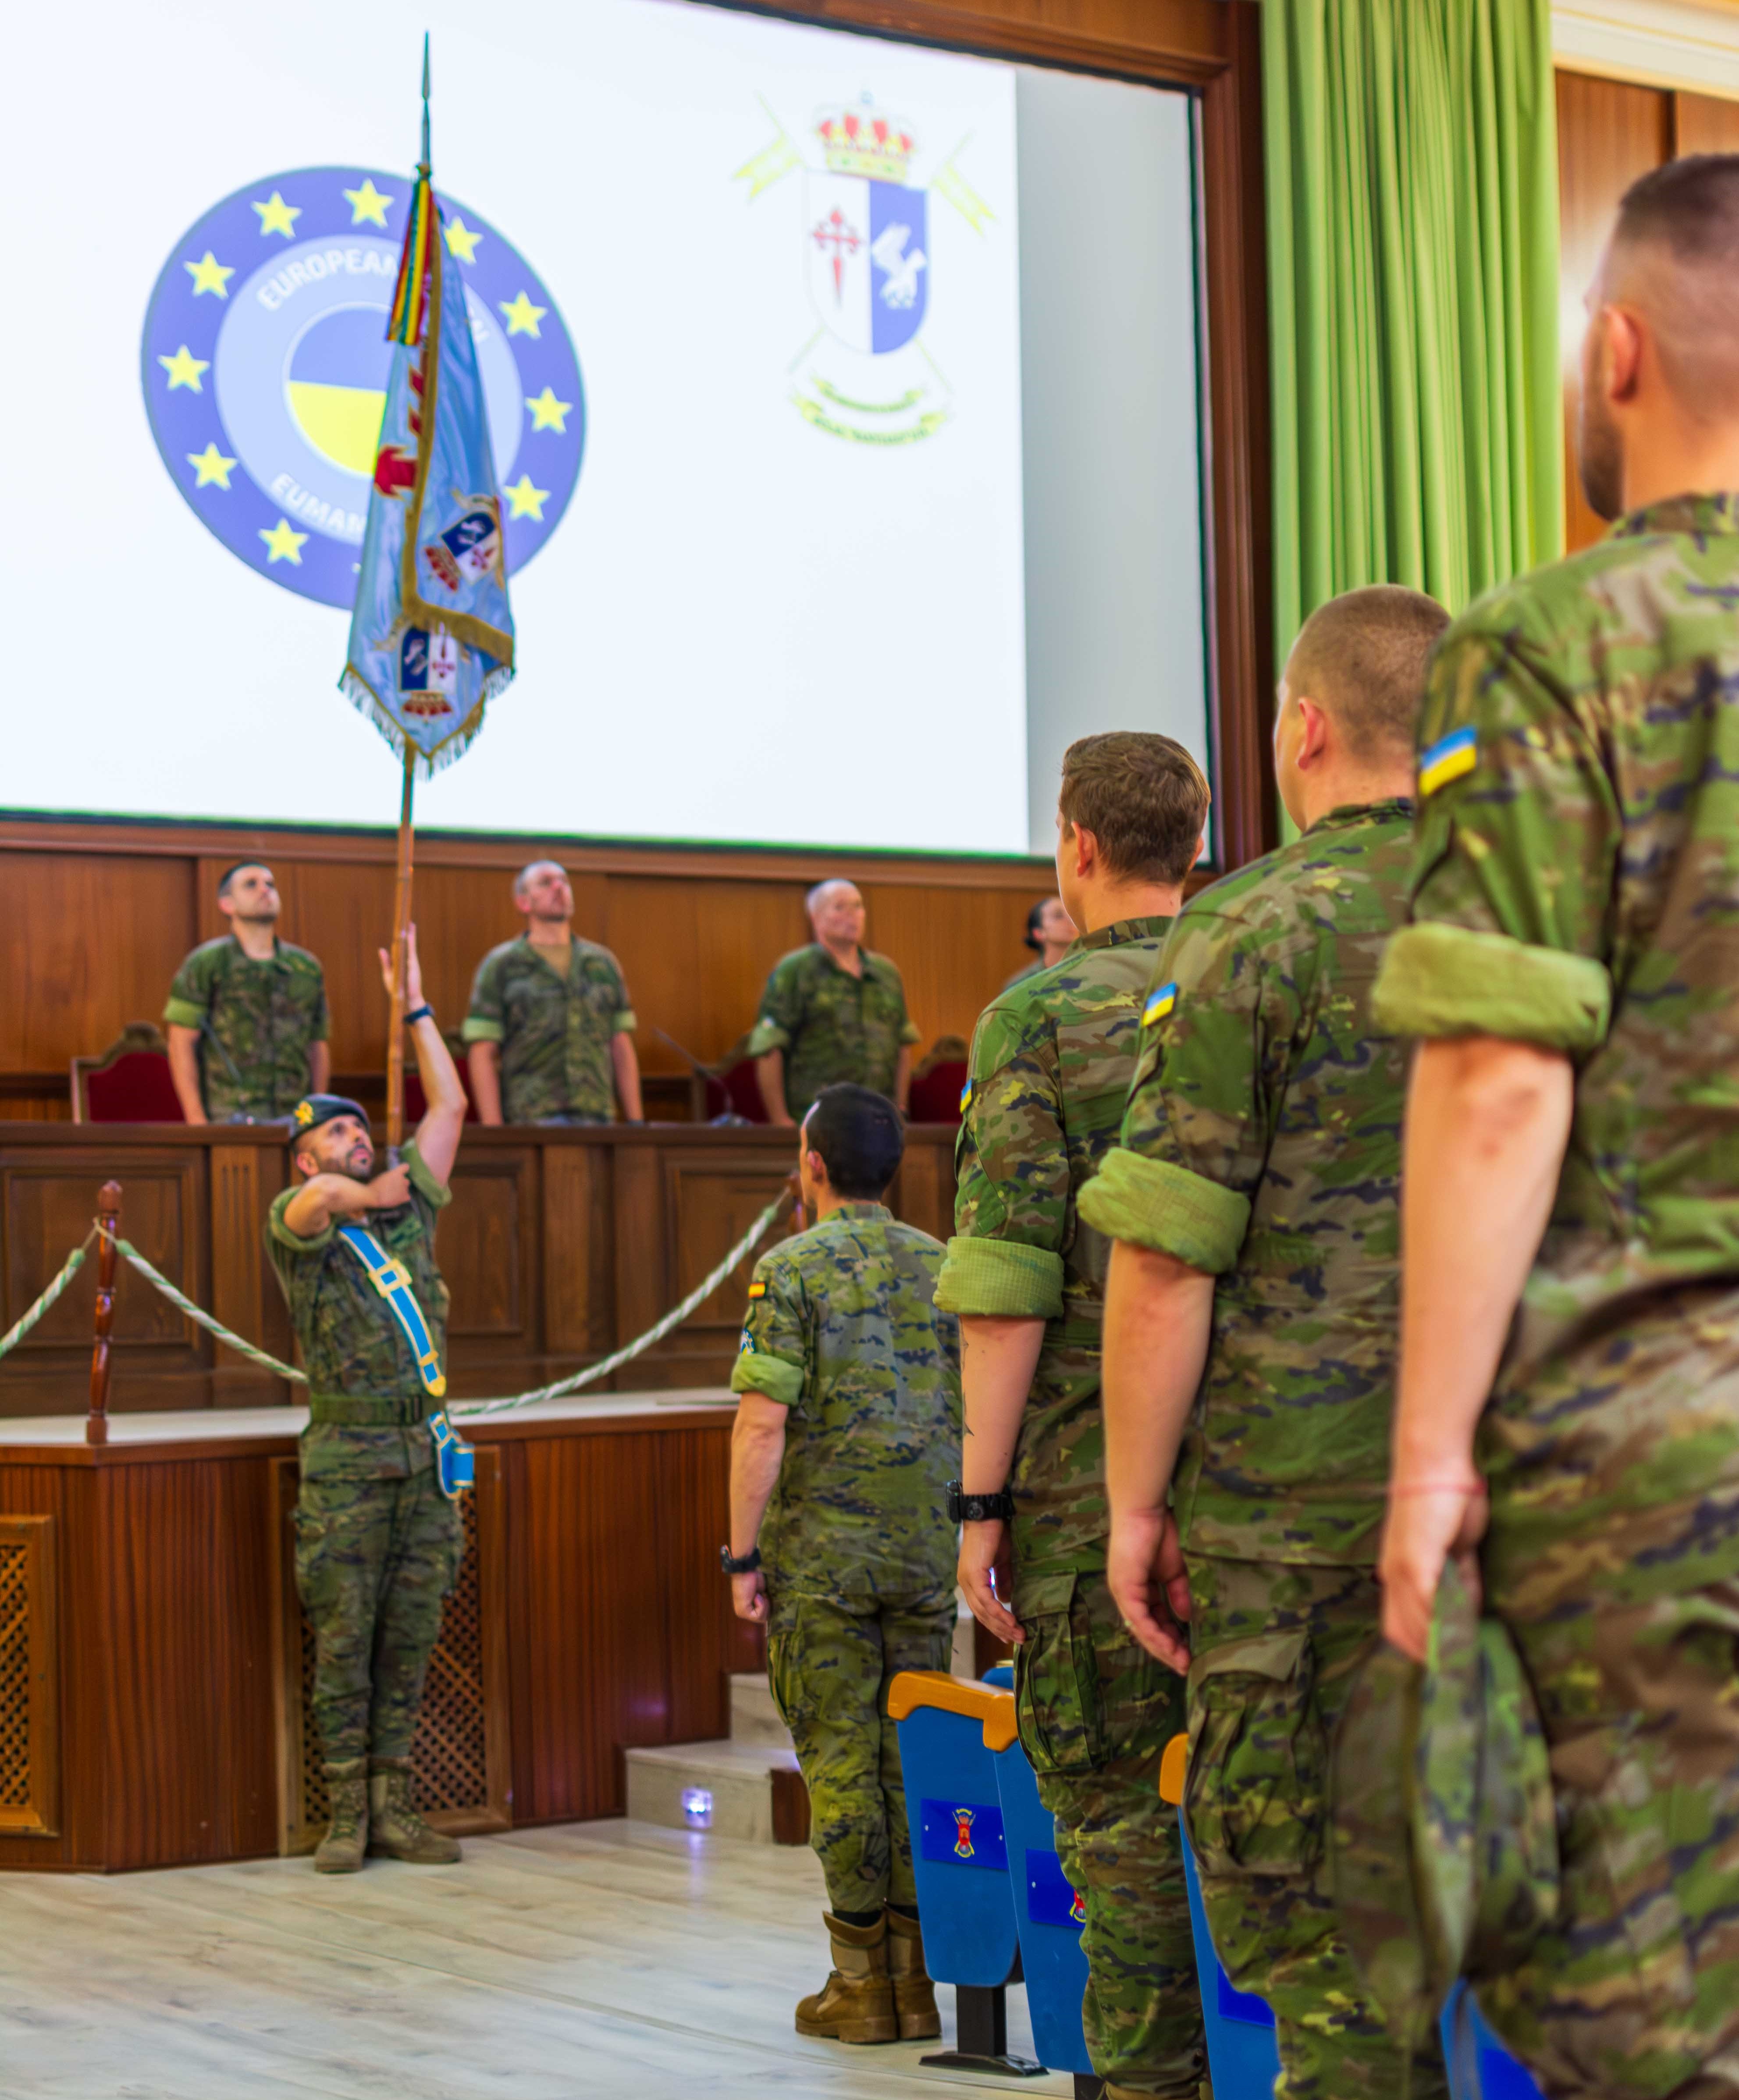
[655,1150,801,1385]
[1673,89,1739,157]
[889,1133,956,1244]
[0,853,196,1080]
[612,1139,668,1380]
[0,1514,59,1837]
[100,1456,279,1869]
[542,1142,611,1360]
[0,1466,94,1868]
[1556,71,1675,555]
[443,1145,539,1371]
[604,875,807,1074]
[859,882,1037,1052]
[208,1144,287,1406]
[652,1428,735,1748]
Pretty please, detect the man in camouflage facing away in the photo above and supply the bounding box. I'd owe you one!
[269,925,468,1875]
[938,731,1212,2100]
[1376,157,1739,2099]
[727,1083,960,2045]
[1081,590,1451,2099]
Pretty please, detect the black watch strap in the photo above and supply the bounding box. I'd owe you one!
[947,1479,1014,1524]
[403,1003,434,1027]
[720,1544,762,1576]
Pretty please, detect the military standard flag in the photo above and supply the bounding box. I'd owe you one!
[341,168,514,774]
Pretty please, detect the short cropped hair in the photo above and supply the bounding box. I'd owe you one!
[804,1083,903,1199]
[514,859,565,898]
[806,878,858,917]
[1611,154,1739,416]
[217,861,269,897]
[1057,733,1209,885]
[1285,586,1450,761]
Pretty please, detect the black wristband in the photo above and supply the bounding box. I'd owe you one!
[720,1544,762,1576]
[947,1480,1014,1524]
[403,1003,434,1026]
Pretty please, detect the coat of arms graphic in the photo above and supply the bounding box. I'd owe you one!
[734,94,995,444]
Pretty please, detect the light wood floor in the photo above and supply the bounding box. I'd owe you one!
[0,1819,1076,2099]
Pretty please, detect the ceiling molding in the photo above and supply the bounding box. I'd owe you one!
[1554,0,1739,101]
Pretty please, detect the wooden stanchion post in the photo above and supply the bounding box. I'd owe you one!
[385,749,416,1150]
[87,1179,121,1446]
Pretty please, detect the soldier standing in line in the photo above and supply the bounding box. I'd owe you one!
[938,732,1211,2100]
[269,924,468,1875]
[725,1083,959,2045]
[164,862,330,1122]
[747,881,920,1124]
[1001,894,1078,992]
[463,860,643,1125]
[1081,590,1450,2099]
[1375,157,1739,2097]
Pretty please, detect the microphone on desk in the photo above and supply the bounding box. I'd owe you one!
[651,1027,753,1128]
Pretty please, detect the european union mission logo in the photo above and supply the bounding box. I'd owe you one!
[141,167,583,609]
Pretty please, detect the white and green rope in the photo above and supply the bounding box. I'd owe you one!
[0,1233,96,1363]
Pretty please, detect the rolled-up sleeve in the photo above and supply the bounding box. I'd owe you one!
[462,950,506,1044]
[729,1258,807,1405]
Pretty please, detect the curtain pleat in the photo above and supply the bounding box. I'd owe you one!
[1262,0,1563,672]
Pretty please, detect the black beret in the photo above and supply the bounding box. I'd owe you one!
[287,1095,370,1146]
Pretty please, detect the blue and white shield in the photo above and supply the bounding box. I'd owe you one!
[805,173,928,356]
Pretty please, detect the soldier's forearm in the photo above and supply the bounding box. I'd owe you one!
[467,1042,503,1124]
[282,1172,373,1238]
[1102,1240,1214,1520]
[729,1396,788,1555]
[755,1051,791,1125]
[958,1316,1045,1494]
[165,1026,207,1125]
[894,1047,912,1113]
[1393,1037,1572,1485]
[612,1035,644,1121]
[309,1042,331,1093]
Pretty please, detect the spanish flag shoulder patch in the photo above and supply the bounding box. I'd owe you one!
[1419,724,1477,797]
[958,1078,973,1116]
[747,1280,767,1300]
[1142,982,1178,1028]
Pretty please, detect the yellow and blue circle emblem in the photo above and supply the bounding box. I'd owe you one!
[141,166,583,609]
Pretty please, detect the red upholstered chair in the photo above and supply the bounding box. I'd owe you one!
[709,1051,770,1124]
[907,1036,971,1126]
[71,1023,186,1124]
[399,1038,480,1125]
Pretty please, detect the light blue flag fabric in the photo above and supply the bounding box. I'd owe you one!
[341,173,514,775]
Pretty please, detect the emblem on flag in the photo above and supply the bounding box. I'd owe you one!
[1069,1889,1087,1925]
[1419,724,1478,798]
[952,1807,977,1859]
[733,94,998,445]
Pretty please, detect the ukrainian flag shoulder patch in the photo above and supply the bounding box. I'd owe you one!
[747,1280,767,1300]
[1419,724,1477,797]
[958,1077,973,1116]
[1142,982,1178,1028]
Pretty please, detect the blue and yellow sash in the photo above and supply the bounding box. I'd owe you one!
[334,1222,447,1399]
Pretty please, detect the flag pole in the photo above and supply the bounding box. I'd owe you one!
[386,748,415,1149]
[386,33,430,1153]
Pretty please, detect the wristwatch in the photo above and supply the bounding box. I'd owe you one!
[403,1003,434,1026]
[947,1481,1015,1524]
[720,1544,762,1576]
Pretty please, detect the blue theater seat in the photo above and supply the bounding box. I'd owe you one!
[990,1712,1096,2081]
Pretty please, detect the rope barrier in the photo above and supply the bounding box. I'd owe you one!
[90,1191,789,1417]
[0,1233,95,1363]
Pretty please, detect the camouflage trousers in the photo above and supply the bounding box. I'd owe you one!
[1014,1563,1206,2098]
[1185,1555,1449,2100]
[294,1466,464,1768]
[1472,1576,1739,2099]
[767,1584,954,1915]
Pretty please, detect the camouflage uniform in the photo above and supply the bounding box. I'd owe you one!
[267,1140,463,1769]
[936,921,1205,2099]
[730,1203,959,1914]
[462,933,635,1124]
[744,945,920,1119]
[164,935,329,1121]
[1078,812,1447,2100]
[1370,492,1739,2100]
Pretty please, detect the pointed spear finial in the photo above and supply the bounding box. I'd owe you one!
[420,32,431,173]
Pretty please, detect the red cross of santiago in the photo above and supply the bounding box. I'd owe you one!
[812,206,861,303]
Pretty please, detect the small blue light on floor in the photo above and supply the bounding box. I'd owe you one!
[682,1788,713,1827]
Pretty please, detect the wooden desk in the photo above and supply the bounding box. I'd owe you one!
[0,1393,760,1873]
[0,1122,958,1418]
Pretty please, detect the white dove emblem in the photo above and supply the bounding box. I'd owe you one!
[870,221,927,310]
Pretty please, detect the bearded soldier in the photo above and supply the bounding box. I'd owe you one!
[269,924,470,1874]
[1084,591,1450,2100]
[939,732,1211,2100]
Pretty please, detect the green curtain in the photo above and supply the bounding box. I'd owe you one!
[1262,0,1564,669]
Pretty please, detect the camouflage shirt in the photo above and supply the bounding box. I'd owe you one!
[267,1139,451,1481]
[1373,492,1739,1590]
[730,1202,960,1595]
[935,918,1175,1576]
[1079,807,1414,1566]
[163,936,329,1121]
[461,934,635,1124]
[744,945,921,1118]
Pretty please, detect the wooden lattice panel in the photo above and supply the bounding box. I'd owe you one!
[273,1456,509,1853]
[0,1518,58,1836]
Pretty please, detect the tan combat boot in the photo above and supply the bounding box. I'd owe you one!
[794,1911,898,2044]
[366,1758,461,1864]
[884,1907,941,2041]
[314,1759,369,1874]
